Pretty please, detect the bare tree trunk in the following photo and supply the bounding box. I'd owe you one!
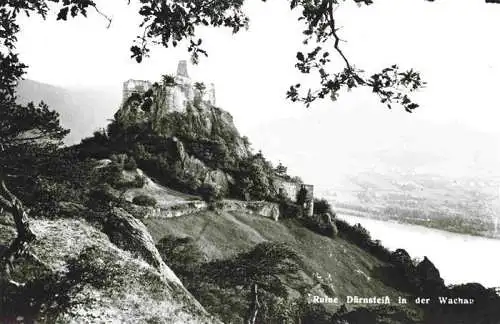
[246,283,260,324]
[0,179,37,286]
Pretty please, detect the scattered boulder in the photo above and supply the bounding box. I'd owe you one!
[389,249,422,292]
[101,207,175,273]
[390,249,413,269]
[245,201,280,221]
[416,256,445,294]
[302,212,338,238]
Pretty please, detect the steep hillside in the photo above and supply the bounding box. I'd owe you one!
[142,211,422,319]
[0,207,219,323]
[140,209,500,324]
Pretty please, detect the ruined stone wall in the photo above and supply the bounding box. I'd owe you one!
[132,200,280,221]
[274,177,300,200]
[120,61,216,113]
[122,79,152,103]
[273,177,314,217]
[221,200,280,221]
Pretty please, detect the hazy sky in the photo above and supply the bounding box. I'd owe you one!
[15,0,500,183]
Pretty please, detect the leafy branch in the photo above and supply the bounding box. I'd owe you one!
[285,0,426,111]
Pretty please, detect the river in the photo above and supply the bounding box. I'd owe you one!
[338,214,500,288]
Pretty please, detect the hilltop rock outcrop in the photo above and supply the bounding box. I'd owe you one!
[110,61,255,200]
[115,61,249,160]
[78,61,312,204]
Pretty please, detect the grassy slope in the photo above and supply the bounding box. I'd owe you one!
[143,211,413,308]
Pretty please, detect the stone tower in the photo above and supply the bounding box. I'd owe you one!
[208,83,216,106]
[176,60,189,78]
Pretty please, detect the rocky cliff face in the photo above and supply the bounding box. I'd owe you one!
[167,137,234,196]
[0,208,219,323]
[116,86,249,159]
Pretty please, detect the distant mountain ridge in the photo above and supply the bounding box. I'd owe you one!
[16,79,120,145]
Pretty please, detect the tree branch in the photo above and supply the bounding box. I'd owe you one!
[327,0,351,69]
[92,4,113,29]
[246,283,260,324]
[9,134,55,143]
[0,145,37,287]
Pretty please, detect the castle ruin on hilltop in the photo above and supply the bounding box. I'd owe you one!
[119,60,315,217]
[121,60,216,112]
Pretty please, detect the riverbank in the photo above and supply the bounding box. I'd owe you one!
[338,214,500,288]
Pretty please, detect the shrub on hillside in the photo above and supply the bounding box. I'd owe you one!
[299,302,334,324]
[198,183,221,204]
[29,179,80,219]
[230,154,277,201]
[301,214,339,238]
[296,186,308,206]
[94,157,148,190]
[3,146,98,218]
[156,235,204,274]
[415,257,446,295]
[335,219,371,243]
[96,162,123,188]
[110,154,128,168]
[86,184,122,211]
[335,219,392,262]
[131,175,146,188]
[132,194,157,207]
[158,241,305,323]
[313,198,335,216]
[123,156,138,171]
[367,240,392,263]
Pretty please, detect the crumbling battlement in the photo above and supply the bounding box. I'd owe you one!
[122,79,152,104]
[121,60,216,110]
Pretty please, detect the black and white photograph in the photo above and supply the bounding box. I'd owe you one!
[1,0,500,323]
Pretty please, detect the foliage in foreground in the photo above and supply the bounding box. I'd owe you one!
[156,237,326,323]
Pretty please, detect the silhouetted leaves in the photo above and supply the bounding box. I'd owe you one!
[0,101,69,146]
[56,7,69,20]
[2,0,497,113]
